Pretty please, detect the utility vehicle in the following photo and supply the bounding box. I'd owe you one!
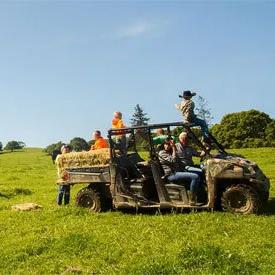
[57,122,270,214]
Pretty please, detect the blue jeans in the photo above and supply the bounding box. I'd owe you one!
[185,166,205,185]
[168,172,200,193]
[192,117,209,138]
[185,166,203,176]
[57,185,70,205]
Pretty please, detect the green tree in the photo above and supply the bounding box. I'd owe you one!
[265,120,275,146]
[195,95,213,125]
[130,104,150,126]
[211,110,273,148]
[4,141,25,152]
[44,141,63,155]
[129,104,150,150]
[18,141,26,148]
[69,137,89,152]
[0,142,2,151]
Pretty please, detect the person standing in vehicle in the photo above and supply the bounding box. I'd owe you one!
[158,139,200,205]
[112,111,126,153]
[56,144,71,206]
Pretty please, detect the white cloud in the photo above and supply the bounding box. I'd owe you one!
[113,21,154,39]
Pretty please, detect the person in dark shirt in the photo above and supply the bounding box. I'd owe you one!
[158,139,201,205]
[176,132,204,176]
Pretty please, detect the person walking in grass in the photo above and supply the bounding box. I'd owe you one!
[175,90,210,142]
[57,144,71,206]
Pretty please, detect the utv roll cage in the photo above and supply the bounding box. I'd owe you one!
[108,121,227,160]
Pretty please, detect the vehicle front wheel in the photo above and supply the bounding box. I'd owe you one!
[221,184,260,215]
[75,187,102,212]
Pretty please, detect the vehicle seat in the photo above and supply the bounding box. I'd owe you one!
[161,175,187,190]
[157,155,189,190]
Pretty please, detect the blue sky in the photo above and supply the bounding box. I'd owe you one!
[0,1,274,147]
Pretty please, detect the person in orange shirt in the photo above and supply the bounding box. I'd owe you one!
[90,130,109,150]
[112,111,126,153]
[112,111,125,130]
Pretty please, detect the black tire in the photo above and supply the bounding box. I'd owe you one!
[75,187,102,212]
[221,184,260,215]
[97,184,113,211]
[262,191,269,203]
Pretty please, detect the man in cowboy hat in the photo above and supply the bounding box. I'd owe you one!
[175,90,210,140]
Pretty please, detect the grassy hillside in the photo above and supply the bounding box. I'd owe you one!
[0,148,274,274]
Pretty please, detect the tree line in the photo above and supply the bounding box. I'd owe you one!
[44,104,151,155]
[44,102,275,154]
[211,109,275,148]
[0,141,26,152]
[2,101,274,154]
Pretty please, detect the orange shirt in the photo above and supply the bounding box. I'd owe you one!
[112,118,125,129]
[91,137,109,150]
[112,118,126,137]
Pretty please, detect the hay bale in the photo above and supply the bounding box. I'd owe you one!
[56,148,110,179]
[12,203,42,211]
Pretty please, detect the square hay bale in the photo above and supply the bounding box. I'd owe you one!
[56,148,110,179]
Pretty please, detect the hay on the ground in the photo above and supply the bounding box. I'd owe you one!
[12,203,42,211]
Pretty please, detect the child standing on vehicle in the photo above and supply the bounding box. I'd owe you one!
[175,90,210,140]
[112,111,127,153]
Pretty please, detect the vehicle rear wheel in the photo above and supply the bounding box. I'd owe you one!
[75,187,102,212]
[262,191,269,203]
[221,184,260,214]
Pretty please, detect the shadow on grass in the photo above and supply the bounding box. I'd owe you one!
[262,198,275,216]
[114,200,275,216]
[0,193,9,199]
[115,207,205,216]
[0,188,32,199]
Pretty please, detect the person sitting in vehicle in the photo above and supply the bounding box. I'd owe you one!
[57,144,72,206]
[153,129,176,145]
[175,90,210,142]
[153,129,168,145]
[90,130,109,150]
[158,138,201,205]
[176,132,204,176]
[112,111,126,153]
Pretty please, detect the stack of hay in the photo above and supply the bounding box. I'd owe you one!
[12,203,42,211]
[56,148,110,179]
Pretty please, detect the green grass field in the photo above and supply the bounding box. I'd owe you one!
[0,148,274,274]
